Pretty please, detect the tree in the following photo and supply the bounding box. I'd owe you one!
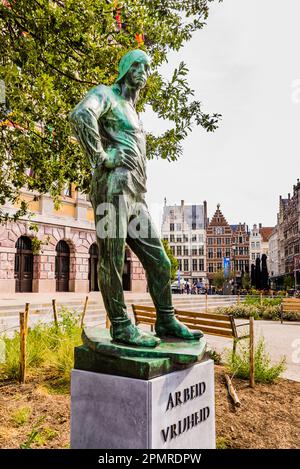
[255,257,261,290]
[261,254,269,290]
[242,272,250,291]
[0,0,221,220]
[212,270,225,290]
[283,275,294,290]
[161,239,178,281]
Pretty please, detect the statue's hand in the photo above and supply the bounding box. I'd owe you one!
[104,148,136,171]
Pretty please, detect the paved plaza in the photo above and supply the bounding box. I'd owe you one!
[0,292,299,382]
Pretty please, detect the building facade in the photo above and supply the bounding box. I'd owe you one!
[161,200,208,285]
[249,224,274,269]
[0,187,147,293]
[206,205,250,286]
[270,180,300,289]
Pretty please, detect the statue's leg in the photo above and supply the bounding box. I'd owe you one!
[91,190,159,347]
[127,201,202,341]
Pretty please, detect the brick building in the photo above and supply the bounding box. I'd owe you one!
[206,205,250,286]
[0,187,147,293]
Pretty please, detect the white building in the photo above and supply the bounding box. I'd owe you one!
[249,224,261,265]
[161,199,208,285]
[268,228,279,278]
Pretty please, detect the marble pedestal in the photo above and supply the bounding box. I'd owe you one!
[71,358,215,449]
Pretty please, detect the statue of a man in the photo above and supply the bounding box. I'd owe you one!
[70,49,202,347]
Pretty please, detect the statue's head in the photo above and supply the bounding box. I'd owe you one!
[115,49,151,90]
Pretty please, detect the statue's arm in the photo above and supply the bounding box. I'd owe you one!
[69,86,110,169]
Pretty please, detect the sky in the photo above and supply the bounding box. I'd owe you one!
[142,0,300,231]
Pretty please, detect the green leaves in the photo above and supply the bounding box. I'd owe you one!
[0,0,221,219]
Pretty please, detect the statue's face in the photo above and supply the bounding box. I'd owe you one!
[125,59,150,89]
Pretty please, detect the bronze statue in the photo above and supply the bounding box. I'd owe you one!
[70,50,202,347]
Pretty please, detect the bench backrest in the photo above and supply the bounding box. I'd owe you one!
[282,298,300,312]
[132,304,236,339]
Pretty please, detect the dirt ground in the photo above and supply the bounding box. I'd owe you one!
[0,365,299,449]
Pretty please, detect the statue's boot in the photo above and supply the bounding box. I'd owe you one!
[155,311,203,341]
[111,319,160,347]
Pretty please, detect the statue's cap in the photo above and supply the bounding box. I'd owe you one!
[115,49,151,83]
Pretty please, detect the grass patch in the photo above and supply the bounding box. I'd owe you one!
[225,337,286,383]
[0,307,82,384]
[11,407,31,427]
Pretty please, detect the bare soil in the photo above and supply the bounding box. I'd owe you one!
[0,366,299,449]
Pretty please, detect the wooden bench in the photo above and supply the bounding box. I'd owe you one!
[132,304,250,354]
[281,298,300,323]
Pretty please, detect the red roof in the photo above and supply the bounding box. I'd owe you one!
[259,227,274,242]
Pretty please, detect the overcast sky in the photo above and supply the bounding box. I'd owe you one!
[143,0,300,230]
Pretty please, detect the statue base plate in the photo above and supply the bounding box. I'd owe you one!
[74,328,207,380]
[71,359,216,449]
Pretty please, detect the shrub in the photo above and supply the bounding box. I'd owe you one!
[0,307,82,383]
[225,337,286,383]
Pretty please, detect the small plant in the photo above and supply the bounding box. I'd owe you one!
[11,407,31,427]
[20,416,46,449]
[225,337,286,384]
[207,349,222,365]
[216,436,231,449]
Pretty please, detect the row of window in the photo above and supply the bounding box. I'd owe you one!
[178,259,205,272]
[208,260,249,273]
[207,247,249,258]
[170,246,205,256]
[169,223,204,231]
[165,234,204,243]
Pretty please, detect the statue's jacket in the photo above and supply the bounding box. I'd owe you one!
[70,85,147,199]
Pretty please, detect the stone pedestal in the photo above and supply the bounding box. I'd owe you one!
[71,358,215,449]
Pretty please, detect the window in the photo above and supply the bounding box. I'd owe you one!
[208,238,213,245]
[183,247,189,256]
[170,234,175,242]
[199,246,204,256]
[170,223,174,231]
[178,259,182,271]
[177,246,182,256]
[208,248,213,259]
[192,259,198,271]
[170,246,175,255]
[226,238,231,245]
[217,248,222,258]
[176,223,181,231]
[199,234,204,243]
[239,236,243,243]
[183,234,189,242]
[226,249,231,258]
[176,236,182,243]
[64,184,72,197]
[208,263,214,273]
[184,259,189,271]
[251,242,255,248]
[256,242,260,248]
[192,246,197,255]
[217,238,222,245]
[192,235,197,242]
[252,253,256,260]
[199,259,204,271]
[217,263,222,271]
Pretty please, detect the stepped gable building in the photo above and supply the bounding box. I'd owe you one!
[206,205,232,283]
[161,199,208,285]
[206,205,250,286]
[0,186,146,294]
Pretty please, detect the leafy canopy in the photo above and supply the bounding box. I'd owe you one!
[0,0,221,218]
